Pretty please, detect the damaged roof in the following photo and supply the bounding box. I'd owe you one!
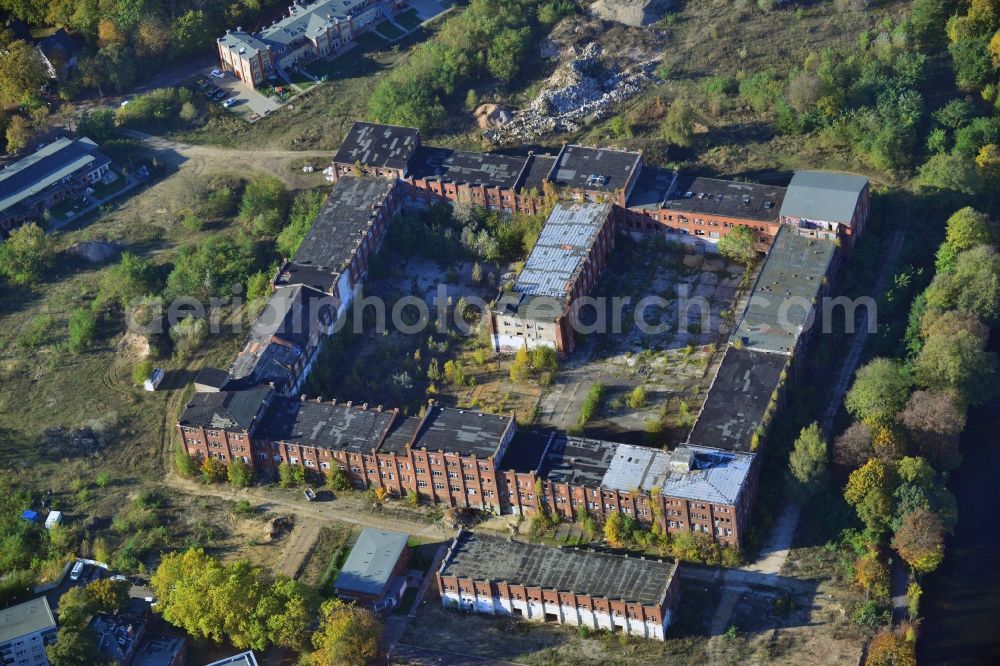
[440,532,677,606]
[179,386,272,430]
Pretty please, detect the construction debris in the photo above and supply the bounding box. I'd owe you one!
[485,41,662,145]
[589,0,674,27]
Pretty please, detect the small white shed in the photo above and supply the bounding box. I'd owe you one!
[44,511,62,529]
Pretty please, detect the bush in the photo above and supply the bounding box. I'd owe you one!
[328,467,351,491]
[17,314,54,350]
[131,359,154,386]
[627,386,647,409]
[278,462,306,488]
[169,316,207,359]
[578,383,604,427]
[227,459,254,488]
[67,307,98,353]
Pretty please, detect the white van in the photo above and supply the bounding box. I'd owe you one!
[70,561,84,581]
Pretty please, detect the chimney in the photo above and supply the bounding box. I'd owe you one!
[376,405,383,412]
[300,395,306,402]
[331,398,337,405]
[362,402,369,411]
[346,401,353,407]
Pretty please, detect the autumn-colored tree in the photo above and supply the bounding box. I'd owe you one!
[4,113,35,153]
[975,143,1000,190]
[151,549,313,651]
[310,599,382,666]
[898,391,965,471]
[893,508,946,574]
[833,421,874,469]
[854,552,890,601]
[85,578,129,615]
[845,459,898,535]
[509,345,531,382]
[871,426,906,462]
[97,19,126,47]
[0,40,48,107]
[603,511,635,548]
[200,457,227,483]
[845,359,913,427]
[865,628,917,666]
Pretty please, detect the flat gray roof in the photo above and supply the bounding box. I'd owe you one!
[508,202,613,300]
[550,144,641,193]
[259,397,396,453]
[659,175,785,222]
[0,597,55,644]
[779,170,868,224]
[732,227,837,354]
[293,176,398,273]
[333,121,420,171]
[409,147,528,190]
[688,347,789,452]
[335,528,410,596]
[440,532,676,606]
[178,386,272,430]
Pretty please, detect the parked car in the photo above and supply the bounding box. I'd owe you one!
[222,97,239,108]
[213,89,228,100]
[210,69,225,78]
[70,561,84,581]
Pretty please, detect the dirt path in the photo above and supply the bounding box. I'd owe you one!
[159,473,453,542]
[278,521,324,579]
[120,129,332,188]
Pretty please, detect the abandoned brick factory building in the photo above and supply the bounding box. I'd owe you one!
[177,119,870,552]
[437,531,680,640]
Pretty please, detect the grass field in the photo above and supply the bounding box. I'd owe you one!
[375,20,405,40]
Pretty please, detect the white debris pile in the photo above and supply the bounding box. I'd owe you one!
[485,42,661,145]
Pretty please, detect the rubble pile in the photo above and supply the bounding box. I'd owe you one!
[485,42,661,145]
[589,0,674,27]
[41,426,103,456]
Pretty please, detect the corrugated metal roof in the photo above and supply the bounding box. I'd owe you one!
[512,202,613,300]
[779,170,868,224]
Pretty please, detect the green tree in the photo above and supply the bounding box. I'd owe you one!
[926,246,1000,325]
[246,270,272,304]
[0,40,48,106]
[945,206,992,254]
[165,234,255,300]
[913,326,999,405]
[227,458,254,488]
[661,98,694,147]
[46,627,102,666]
[85,578,129,614]
[174,445,197,476]
[845,358,913,426]
[100,252,156,308]
[172,10,213,56]
[278,462,306,488]
[717,226,758,266]
[487,27,531,83]
[310,598,382,666]
[788,422,828,495]
[240,176,288,235]
[893,508,945,574]
[276,189,326,258]
[0,222,54,285]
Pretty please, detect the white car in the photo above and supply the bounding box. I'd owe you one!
[210,69,225,79]
[70,561,84,581]
[223,97,239,108]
